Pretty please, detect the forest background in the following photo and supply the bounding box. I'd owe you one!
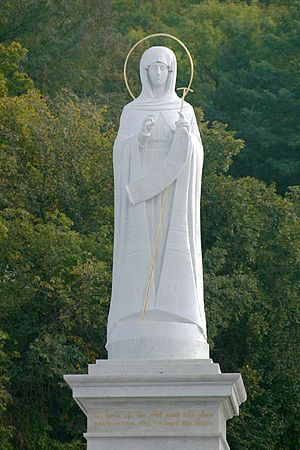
[0,0,299,449]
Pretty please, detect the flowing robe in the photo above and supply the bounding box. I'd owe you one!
[107,101,207,350]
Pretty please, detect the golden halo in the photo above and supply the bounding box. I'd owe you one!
[123,32,194,100]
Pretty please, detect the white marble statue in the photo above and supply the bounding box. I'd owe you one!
[106,46,209,359]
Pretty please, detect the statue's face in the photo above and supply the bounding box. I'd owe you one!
[148,61,169,88]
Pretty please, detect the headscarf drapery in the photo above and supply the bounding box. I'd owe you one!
[128,46,183,110]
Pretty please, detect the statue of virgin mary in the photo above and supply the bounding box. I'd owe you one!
[106,46,209,360]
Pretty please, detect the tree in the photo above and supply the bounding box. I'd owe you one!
[0,41,33,96]
[0,0,127,102]
[115,0,300,191]
[0,49,114,447]
[0,85,298,448]
[0,10,299,449]
[179,0,300,191]
[2,1,299,190]
[198,108,300,449]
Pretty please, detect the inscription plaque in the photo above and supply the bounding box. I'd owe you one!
[89,407,216,434]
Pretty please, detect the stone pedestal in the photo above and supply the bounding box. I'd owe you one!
[64,359,246,449]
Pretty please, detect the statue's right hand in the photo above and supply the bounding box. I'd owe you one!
[141,115,157,136]
[138,115,157,149]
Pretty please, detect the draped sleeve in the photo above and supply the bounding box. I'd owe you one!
[125,127,191,205]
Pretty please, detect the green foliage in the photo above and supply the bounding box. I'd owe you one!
[180,0,300,191]
[0,4,299,450]
[0,88,115,236]
[0,52,114,447]
[0,0,127,103]
[201,174,299,448]
[0,208,110,448]
[196,107,244,175]
[0,331,14,449]
[0,41,34,96]
[1,0,299,190]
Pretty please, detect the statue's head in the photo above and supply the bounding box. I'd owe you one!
[140,46,177,100]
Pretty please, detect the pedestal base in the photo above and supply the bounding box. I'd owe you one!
[64,359,246,450]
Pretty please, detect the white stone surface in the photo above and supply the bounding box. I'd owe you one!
[107,321,209,359]
[107,46,208,358]
[64,359,246,449]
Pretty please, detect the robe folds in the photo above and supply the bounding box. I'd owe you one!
[107,101,207,346]
[106,46,208,353]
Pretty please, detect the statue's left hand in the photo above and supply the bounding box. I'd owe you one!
[175,112,190,132]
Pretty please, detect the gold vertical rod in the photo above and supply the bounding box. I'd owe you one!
[141,186,169,320]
